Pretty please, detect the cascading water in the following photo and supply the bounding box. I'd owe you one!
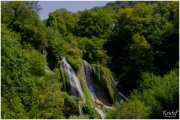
[79,102,83,115]
[59,57,127,119]
[82,60,113,106]
[82,60,96,100]
[43,50,50,72]
[82,60,107,119]
[61,57,85,103]
[110,74,128,100]
[95,107,105,119]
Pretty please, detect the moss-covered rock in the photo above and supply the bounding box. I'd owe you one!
[62,93,79,118]
[76,68,95,106]
[92,64,115,103]
[95,98,104,108]
[66,57,82,72]
[82,105,99,119]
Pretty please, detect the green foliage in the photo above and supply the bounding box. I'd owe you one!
[1,23,79,119]
[82,105,99,119]
[75,10,112,38]
[106,100,151,119]
[46,28,66,58]
[24,50,46,76]
[46,30,83,71]
[105,1,137,10]
[66,50,82,71]
[78,37,108,65]
[69,114,90,119]
[137,69,179,111]
[2,1,48,50]
[2,24,28,95]
[114,2,154,36]
[106,69,178,119]
[62,93,79,118]
[2,1,40,27]
[130,34,154,71]
[46,8,75,35]
[92,64,115,102]
[1,97,28,119]
[105,1,179,95]
[28,70,65,119]
[1,1,179,119]
[47,10,66,35]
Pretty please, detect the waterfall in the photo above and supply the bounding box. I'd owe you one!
[61,57,85,103]
[82,60,113,105]
[43,50,48,61]
[60,57,125,118]
[43,50,50,72]
[95,107,105,119]
[82,60,108,119]
[110,74,128,100]
[82,60,97,100]
[79,102,83,115]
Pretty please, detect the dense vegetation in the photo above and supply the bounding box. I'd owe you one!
[1,1,179,119]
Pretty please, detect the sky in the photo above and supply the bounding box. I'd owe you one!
[39,1,109,20]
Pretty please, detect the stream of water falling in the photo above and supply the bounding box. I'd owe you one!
[110,74,128,100]
[95,107,105,119]
[82,60,96,99]
[43,50,51,72]
[82,60,107,119]
[59,57,127,119]
[61,57,85,103]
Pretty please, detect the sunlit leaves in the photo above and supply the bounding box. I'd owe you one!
[75,10,112,38]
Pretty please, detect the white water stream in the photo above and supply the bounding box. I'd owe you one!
[43,50,51,72]
[110,74,128,100]
[59,57,127,119]
[61,57,85,103]
[82,60,106,119]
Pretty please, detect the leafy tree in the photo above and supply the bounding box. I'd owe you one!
[1,24,38,119]
[105,1,137,11]
[62,94,79,118]
[106,100,150,119]
[116,34,154,93]
[131,69,179,118]
[105,1,179,94]
[2,1,47,50]
[107,69,179,119]
[75,10,112,38]
[152,2,179,74]
[1,1,41,31]
[46,8,75,35]
[28,70,65,119]
[140,69,178,109]
[82,105,99,119]
[1,23,79,119]
[47,11,66,35]
[78,37,108,65]
[130,34,154,71]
